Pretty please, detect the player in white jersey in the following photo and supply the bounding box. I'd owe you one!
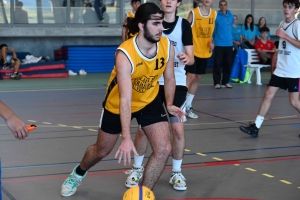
[124,0,194,191]
[240,0,300,138]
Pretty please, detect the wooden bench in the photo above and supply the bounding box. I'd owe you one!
[244,49,271,85]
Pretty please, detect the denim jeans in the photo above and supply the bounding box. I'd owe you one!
[94,0,106,21]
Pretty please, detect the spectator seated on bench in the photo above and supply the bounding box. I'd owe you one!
[244,49,273,85]
[0,44,21,80]
[254,27,276,65]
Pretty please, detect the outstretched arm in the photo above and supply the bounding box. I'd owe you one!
[114,50,138,165]
[0,101,28,139]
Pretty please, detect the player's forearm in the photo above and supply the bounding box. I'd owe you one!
[0,101,15,120]
[119,98,132,139]
[284,35,300,49]
[164,77,176,107]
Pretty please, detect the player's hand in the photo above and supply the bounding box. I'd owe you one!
[5,114,28,140]
[177,53,189,65]
[115,137,139,166]
[276,29,287,39]
[166,105,185,122]
[209,42,214,51]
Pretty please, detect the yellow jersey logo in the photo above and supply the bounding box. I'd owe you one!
[132,75,158,93]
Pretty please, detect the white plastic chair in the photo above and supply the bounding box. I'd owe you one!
[244,49,271,85]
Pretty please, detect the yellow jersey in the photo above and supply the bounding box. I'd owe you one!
[104,35,171,114]
[191,7,216,58]
[126,11,135,18]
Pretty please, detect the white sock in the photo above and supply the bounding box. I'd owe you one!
[172,158,182,172]
[186,93,194,107]
[134,155,144,168]
[254,115,264,129]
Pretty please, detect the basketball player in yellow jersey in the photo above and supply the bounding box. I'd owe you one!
[61,3,185,197]
[185,0,216,119]
[122,0,141,41]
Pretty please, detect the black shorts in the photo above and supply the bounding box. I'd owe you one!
[269,74,299,92]
[158,85,187,122]
[99,94,168,134]
[185,56,208,75]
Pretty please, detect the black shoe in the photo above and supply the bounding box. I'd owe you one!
[4,62,10,67]
[11,73,20,80]
[239,122,259,138]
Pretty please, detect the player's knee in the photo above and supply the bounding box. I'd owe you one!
[172,129,184,140]
[289,99,299,108]
[157,142,172,157]
[264,90,275,100]
[91,145,109,159]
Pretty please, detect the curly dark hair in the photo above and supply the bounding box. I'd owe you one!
[124,2,164,39]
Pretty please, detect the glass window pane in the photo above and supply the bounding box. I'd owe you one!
[253,0,282,25]
[14,0,67,24]
[70,0,119,24]
[0,0,10,24]
[177,0,193,18]
[211,0,251,26]
[17,0,38,23]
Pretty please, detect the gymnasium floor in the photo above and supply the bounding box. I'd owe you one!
[1,72,300,200]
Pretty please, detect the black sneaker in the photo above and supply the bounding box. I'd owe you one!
[11,72,20,80]
[4,62,10,67]
[239,122,259,138]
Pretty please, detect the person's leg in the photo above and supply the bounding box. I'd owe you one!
[241,42,250,49]
[79,130,120,170]
[240,86,279,137]
[185,72,200,118]
[61,129,119,197]
[94,0,103,21]
[186,73,200,96]
[72,0,83,23]
[168,86,187,190]
[141,121,172,190]
[10,59,20,77]
[289,92,300,112]
[124,127,148,188]
[221,47,233,86]
[169,121,186,190]
[61,108,121,197]
[213,46,223,87]
[257,86,279,117]
[1,47,7,63]
[258,51,272,63]
[185,57,206,119]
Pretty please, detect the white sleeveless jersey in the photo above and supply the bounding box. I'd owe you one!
[275,19,300,78]
[159,17,186,86]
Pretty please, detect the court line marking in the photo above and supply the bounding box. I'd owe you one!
[262,174,274,178]
[245,168,257,172]
[1,114,297,129]
[1,185,17,200]
[212,157,223,161]
[280,180,292,184]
